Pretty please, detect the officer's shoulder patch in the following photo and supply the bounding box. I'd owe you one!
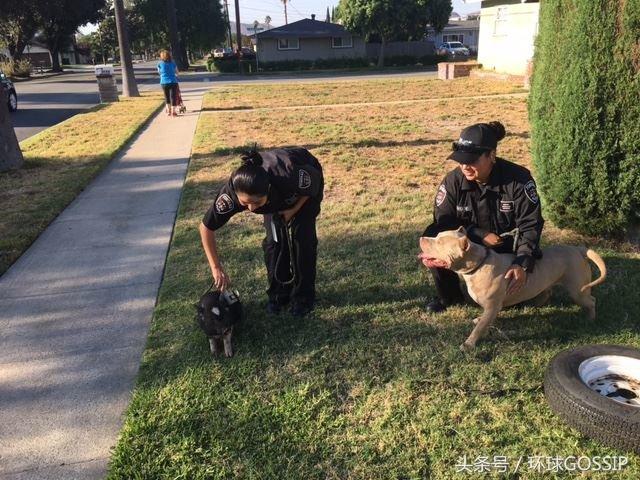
[435,184,447,207]
[215,193,235,214]
[298,169,312,189]
[524,180,539,204]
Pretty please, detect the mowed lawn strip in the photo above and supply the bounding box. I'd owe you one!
[0,94,163,276]
[109,79,640,479]
[202,76,526,110]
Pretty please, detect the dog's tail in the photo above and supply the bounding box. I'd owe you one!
[580,248,607,292]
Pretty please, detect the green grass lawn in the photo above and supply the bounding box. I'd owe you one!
[0,94,163,276]
[108,78,640,479]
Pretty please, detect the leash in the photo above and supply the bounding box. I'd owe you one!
[273,215,297,286]
[499,227,520,253]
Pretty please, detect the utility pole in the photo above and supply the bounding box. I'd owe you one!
[233,0,244,74]
[282,0,288,25]
[223,0,233,49]
[113,0,139,97]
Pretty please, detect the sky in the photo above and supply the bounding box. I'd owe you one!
[79,1,479,34]
[228,0,480,27]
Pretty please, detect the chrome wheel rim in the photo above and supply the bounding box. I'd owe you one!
[579,355,640,407]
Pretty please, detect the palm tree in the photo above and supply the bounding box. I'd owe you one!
[264,15,272,30]
[281,0,288,25]
[113,0,139,97]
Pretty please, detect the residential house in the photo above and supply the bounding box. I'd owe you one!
[253,15,365,63]
[464,0,540,75]
[427,19,480,54]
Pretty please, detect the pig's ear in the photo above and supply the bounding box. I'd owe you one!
[456,226,467,236]
[458,236,470,251]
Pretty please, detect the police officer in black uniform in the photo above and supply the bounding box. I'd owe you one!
[421,121,544,313]
[199,147,323,317]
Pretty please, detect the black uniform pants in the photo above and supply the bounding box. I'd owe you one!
[262,199,320,306]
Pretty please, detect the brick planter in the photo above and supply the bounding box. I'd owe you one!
[438,61,482,80]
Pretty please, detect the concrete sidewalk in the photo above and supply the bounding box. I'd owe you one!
[0,87,204,479]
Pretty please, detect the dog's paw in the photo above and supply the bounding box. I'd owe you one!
[459,342,475,353]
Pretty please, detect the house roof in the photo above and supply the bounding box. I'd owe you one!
[255,18,355,39]
[427,19,479,32]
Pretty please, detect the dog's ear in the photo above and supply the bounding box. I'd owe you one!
[456,226,467,236]
[458,236,470,251]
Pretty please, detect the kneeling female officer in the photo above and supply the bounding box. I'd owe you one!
[199,147,323,317]
[421,121,544,313]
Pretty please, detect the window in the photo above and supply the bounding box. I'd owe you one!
[332,36,353,48]
[494,7,508,36]
[443,34,464,44]
[278,38,300,50]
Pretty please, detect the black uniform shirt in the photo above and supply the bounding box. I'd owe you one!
[424,158,544,270]
[203,147,324,231]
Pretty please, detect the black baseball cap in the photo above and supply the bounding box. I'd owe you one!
[448,123,498,164]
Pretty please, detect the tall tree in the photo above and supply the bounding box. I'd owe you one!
[0,1,39,61]
[0,89,23,172]
[326,6,331,22]
[339,0,435,67]
[166,0,186,69]
[282,0,289,24]
[37,0,106,72]
[426,0,452,33]
[113,0,139,96]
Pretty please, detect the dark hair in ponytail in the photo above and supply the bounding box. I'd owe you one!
[487,121,506,142]
[231,149,269,196]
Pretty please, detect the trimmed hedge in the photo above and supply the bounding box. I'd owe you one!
[529,0,640,236]
[207,54,444,73]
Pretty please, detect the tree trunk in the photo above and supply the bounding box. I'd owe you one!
[0,89,24,172]
[51,47,62,72]
[166,0,186,70]
[113,0,139,97]
[377,38,385,68]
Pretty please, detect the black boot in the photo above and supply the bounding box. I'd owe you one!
[426,298,448,313]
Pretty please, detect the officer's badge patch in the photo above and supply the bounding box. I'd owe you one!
[500,201,514,212]
[435,184,447,207]
[298,169,312,189]
[524,181,539,204]
[215,193,235,214]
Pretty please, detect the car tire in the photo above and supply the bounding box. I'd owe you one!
[8,90,17,112]
[544,344,640,454]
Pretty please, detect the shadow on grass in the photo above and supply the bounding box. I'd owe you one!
[138,215,640,385]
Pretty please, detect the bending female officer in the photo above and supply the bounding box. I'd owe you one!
[199,147,323,317]
[421,121,544,313]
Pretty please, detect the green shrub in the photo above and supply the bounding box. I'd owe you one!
[383,54,445,67]
[0,59,32,78]
[206,55,443,73]
[529,0,640,236]
[207,57,254,73]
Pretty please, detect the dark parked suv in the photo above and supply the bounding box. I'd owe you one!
[1,71,18,112]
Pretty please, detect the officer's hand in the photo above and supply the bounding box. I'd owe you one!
[482,233,504,248]
[505,265,526,295]
[212,265,230,291]
[279,209,296,224]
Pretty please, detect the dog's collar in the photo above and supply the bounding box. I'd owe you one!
[458,249,490,275]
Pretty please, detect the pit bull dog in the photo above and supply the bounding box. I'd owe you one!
[419,227,606,351]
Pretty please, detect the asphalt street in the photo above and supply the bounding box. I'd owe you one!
[12,61,436,142]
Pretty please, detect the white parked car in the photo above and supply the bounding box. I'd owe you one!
[438,42,470,57]
[213,48,234,58]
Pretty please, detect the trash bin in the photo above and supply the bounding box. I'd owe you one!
[95,64,119,103]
